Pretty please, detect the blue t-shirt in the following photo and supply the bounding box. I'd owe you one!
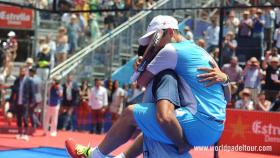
[146,40,227,121]
[49,85,62,106]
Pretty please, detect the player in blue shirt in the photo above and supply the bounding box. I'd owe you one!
[65,15,231,158]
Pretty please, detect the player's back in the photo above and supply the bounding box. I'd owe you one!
[172,40,226,121]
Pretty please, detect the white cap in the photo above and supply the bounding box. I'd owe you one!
[138,15,179,46]
[8,31,16,37]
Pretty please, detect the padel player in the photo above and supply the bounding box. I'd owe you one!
[65,15,231,158]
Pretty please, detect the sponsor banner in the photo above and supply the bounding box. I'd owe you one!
[0,4,33,29]
[219,109,280,155]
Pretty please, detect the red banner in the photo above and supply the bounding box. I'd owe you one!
[219,109,280,155]
[0,4,33,29]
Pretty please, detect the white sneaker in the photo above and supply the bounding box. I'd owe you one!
[16,134,22,140]
[22,135,29,141]
[50,132,57,137]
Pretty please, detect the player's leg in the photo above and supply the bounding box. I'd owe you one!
[152,69,188,150]
[65,105,139,158]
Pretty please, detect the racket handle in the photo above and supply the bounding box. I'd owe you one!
[131,72,140,82]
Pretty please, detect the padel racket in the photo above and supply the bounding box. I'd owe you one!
[131,29,165,82]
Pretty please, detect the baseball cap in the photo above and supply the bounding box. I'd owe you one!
[138,15,179,46]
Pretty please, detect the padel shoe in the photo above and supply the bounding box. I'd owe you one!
[65,138,92,158]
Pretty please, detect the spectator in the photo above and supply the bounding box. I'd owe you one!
[273,27,280,52]
[264,57,280,101]
[270,92,280,111]
[44,75,62,136]
[1,50,14,80]
[252,9,265,56]
[127,82,141,103]
[77,80,90,131]
[242,57,262,104]
[225,10,240,35]
[196,38,206,49]
[264,2,276,51]
[275,7,280,28]
[89,14,101,42]
[235,88,254,110]
[56,26,68,65]
[256,92,271,111]
[10,67,33,141]
[183,26,193,41]
[67,14,80,54]
[222,31,237,64]
[28,67,42,130]
[24,58,34,76]
[75,0,90,27]
[222,56,243,98]
[145,0,156,8]
[238,11,253,38]
[264,48,280,65]
[89,78,108,134]
[45,35,56,69]
[36,44,51,82]
[61,74,79,131]
[205,17,220,53]
[109,80,124,124]
[7,31,18,60]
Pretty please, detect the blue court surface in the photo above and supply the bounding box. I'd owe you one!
[0,147,68,158]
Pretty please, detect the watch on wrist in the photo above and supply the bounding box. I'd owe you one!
[222,75,231,86]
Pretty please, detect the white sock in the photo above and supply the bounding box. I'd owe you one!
[114,153,126,158]
[89,147,106,158]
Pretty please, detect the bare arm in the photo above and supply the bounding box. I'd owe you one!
[197,60,232,102]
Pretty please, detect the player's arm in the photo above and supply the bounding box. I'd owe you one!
[197,60,232,102]
[137,44,177,87]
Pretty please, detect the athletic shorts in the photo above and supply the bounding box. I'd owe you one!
[134,104,223,146]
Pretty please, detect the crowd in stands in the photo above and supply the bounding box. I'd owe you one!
[183,2,280,112]
[0,1,279,141]
[2,60,144,140]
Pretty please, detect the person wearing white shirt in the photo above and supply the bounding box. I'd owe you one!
[89,78,108,134]
[205,17,220,53]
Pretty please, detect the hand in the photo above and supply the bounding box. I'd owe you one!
[133,56,143,71]
[197,60,228,87]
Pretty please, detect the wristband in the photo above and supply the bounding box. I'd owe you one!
[222,75,231,86]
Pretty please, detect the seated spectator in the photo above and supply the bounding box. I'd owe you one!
[225,10,240,35]
[221,56,243,99]
[256,92,271,111]
[235,88,254,110]
[238,11,253,38]
[242,57,262,104]
[264,57,280,101]
[222,31,237,64]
